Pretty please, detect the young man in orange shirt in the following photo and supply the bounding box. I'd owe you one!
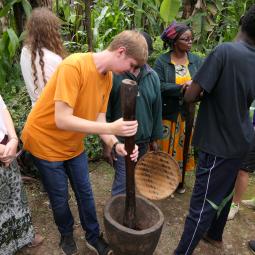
[21,30,148,255]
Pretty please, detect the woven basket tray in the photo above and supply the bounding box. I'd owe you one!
[135,151,181,200]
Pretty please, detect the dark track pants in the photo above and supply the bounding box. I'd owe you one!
[174,151,243,255]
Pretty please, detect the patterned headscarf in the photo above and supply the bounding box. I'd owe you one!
[161,21,190,47]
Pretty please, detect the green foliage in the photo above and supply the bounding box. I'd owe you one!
[6,28,19,57]
[6,86,31,136]
[56,0,166,52]
[148,36,167,66]
[122,0,164,37]
[1,68,31,136]
[0,0,31,18]
[0,0,31,89]
[160,0,181,23]
[56,0,89,52]
[0,0,32,18]
[186,0,255,52]
[55,0,255,54]
[84,135,103,161]
[91,0,133,51]
[0,30,21,86]
[0,62,25,97]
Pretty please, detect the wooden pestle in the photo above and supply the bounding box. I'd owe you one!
[120,79,138,229]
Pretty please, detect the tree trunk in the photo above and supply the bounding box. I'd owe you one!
[84,0,93,52]
[192,0,205,16]
[31,0,53,9]
[12,0,53,36]
[182,0,194,19]
[29,0,39,8]
[56,0,59,15]
[13,3,24,36]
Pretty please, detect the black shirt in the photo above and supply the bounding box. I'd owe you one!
[193,41,255,158]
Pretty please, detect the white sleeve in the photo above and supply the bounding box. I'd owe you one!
[44,50,63,81]
[0,95,7,110]
[20,47,62,106]
[20,46,39,106]
[0,95,7,139]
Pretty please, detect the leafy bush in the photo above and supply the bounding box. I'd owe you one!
[6,85,31,136]
[85,135,103,161]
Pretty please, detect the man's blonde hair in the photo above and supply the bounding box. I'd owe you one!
[108,30,148,66]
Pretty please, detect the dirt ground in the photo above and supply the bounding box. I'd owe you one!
[17,161,255,255]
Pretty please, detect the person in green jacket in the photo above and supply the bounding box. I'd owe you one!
[105,31,163,196]
[154,21,203,193]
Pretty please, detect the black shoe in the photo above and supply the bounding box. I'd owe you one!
[248,240,255,254]
[202,234,223,249]
[60,234,78,255]
[86,233,112,255]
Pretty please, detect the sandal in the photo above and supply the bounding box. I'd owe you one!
[28,233,45,248]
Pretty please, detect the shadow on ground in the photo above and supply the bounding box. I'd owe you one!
[17,161,255,255]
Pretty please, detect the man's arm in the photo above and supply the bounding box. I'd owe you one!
[54,101,138,137]
[183,82,203,103]
[97,112,138,161]
[97,112,118,149]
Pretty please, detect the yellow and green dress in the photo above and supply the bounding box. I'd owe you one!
[159,61,195,174]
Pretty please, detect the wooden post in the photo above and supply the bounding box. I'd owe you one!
[121,79,138,229]
[179,103,195,190]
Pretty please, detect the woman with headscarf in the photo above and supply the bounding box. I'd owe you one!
[154,21,203,193]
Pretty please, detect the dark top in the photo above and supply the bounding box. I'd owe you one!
[154,51,203,121]
[193,41,255,158]
[107,65,163,144]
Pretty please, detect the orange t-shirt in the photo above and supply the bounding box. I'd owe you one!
[21,53,112,161]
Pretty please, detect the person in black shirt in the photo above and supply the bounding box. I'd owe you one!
[174,4,255,255]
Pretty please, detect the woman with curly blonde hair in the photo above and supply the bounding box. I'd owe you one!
[20,7,66,106]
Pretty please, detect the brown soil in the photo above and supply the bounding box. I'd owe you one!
[17,161,255,255]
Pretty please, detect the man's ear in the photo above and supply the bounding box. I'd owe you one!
[116,46,126,57]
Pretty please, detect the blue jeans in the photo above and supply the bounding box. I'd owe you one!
[32,152,99,245]
[174,151,243,255]
[112,143,148,196]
